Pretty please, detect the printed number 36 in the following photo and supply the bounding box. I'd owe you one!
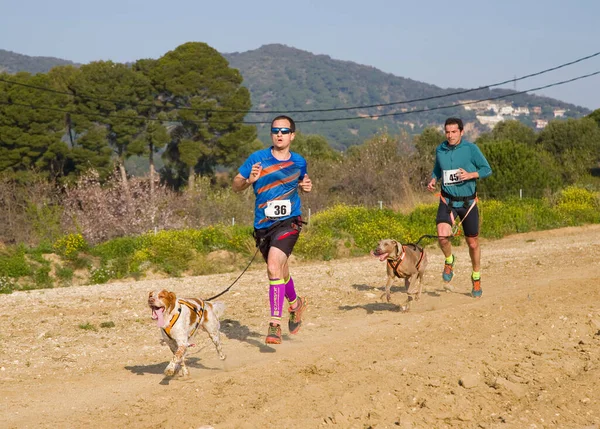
[274,204,287,215]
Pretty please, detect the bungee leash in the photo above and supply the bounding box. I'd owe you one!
[206,247,260,301]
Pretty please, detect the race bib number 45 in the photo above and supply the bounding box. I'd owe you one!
[443,169,463,186]
[265,200,291,218]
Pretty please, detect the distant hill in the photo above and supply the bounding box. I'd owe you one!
[1,44,590,150]
[223,44,590,149]
[0,49,77,74]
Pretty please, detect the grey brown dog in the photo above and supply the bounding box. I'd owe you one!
[371,239,428,310]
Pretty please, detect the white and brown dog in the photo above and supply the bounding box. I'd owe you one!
[148,289,226,377]
[371,239,428,310]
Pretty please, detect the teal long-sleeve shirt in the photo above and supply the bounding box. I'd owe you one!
[431,140,492,206]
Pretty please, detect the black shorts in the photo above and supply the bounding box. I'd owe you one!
[435,200,480,237]
[253,216,303,262]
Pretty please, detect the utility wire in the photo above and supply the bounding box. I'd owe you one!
[256,50,600,114]
[0,51,599,115]
[290,71,600,124]
[1,70,598,125]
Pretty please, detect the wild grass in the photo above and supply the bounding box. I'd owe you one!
[0,186,598,292]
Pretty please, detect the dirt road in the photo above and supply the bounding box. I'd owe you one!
[1,225,599,429]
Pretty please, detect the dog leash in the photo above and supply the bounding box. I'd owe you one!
[414,193,479,246]
[207,217,305,301]
[206,247,260,301]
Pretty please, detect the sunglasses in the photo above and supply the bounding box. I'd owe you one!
[271,127,292,135]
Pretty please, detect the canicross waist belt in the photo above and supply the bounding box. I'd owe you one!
[441,190,476,202]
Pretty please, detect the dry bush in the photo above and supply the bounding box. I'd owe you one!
[306,132,420,210]
[0,176,63,246]
[61,170,187,245]
[183,175,256,228]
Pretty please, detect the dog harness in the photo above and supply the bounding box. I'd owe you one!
[387,243,425,279]
[161,299,205,340]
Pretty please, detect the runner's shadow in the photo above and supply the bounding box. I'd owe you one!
[221,319,276,354]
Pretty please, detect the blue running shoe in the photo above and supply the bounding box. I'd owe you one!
[442,255,455,282]
[471,277,482,298]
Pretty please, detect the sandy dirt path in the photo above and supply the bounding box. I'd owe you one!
[1,225,600,429]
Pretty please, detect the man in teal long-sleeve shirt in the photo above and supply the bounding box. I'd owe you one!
[427,117,492,298]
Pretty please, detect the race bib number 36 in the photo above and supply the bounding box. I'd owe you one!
[265,200,291,218]
[443,169,463,186]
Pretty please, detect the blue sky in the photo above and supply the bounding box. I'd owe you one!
[1,0,599,110]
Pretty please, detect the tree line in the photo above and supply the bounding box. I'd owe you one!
[0,42,260,191]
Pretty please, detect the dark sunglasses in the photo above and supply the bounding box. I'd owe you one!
[271,127,292,135]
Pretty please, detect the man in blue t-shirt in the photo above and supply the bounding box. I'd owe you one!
[427,117,492,298]
[233,115,312,345]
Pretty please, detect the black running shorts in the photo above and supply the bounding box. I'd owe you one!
[253,216,303,261]
[435,200,480,237]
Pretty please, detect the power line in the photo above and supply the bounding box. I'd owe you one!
[291,71,600,124]
[0,51,599,115]
[258,50,600,114]
[1,70,598,125]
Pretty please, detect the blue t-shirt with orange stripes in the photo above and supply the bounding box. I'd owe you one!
[239,147,308,229]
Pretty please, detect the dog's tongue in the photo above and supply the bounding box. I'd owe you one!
[152,308,165,327]
[370,250,389,262]
[378,253,389,261]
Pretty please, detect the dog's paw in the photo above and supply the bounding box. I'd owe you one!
[179,366,190,378]
[164,363,179,377]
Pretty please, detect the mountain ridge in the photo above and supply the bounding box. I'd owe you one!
[0,48,78,74]
[1,44,589,148]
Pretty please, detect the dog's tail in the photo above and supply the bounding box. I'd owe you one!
[210,301,226,319]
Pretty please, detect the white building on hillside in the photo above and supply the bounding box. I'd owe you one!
[513,107,530,116]
[477,115,504,128]
[554,109,566,117]
[499,105,515,116]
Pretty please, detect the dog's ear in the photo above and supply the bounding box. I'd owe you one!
[165,290,177,313]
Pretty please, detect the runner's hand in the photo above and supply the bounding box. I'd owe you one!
[299,174,312,193]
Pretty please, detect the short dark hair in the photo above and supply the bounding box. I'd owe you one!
[444,117,464,131]
[271,115,296,133]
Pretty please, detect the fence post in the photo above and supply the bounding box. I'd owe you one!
[308,208,311,227]
[378,201,383,210]
[519,189,522,199]
[232,217,235,226]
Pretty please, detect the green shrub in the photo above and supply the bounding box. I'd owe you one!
[0,276,16,294]
[53,234,88,259]
[89,267,115,284]
[295,228,338,261]
[91,236,140,261]
[56,265,74,285]
[33,265,53,288]
[0,246,32,278]
[554,186,600,225]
